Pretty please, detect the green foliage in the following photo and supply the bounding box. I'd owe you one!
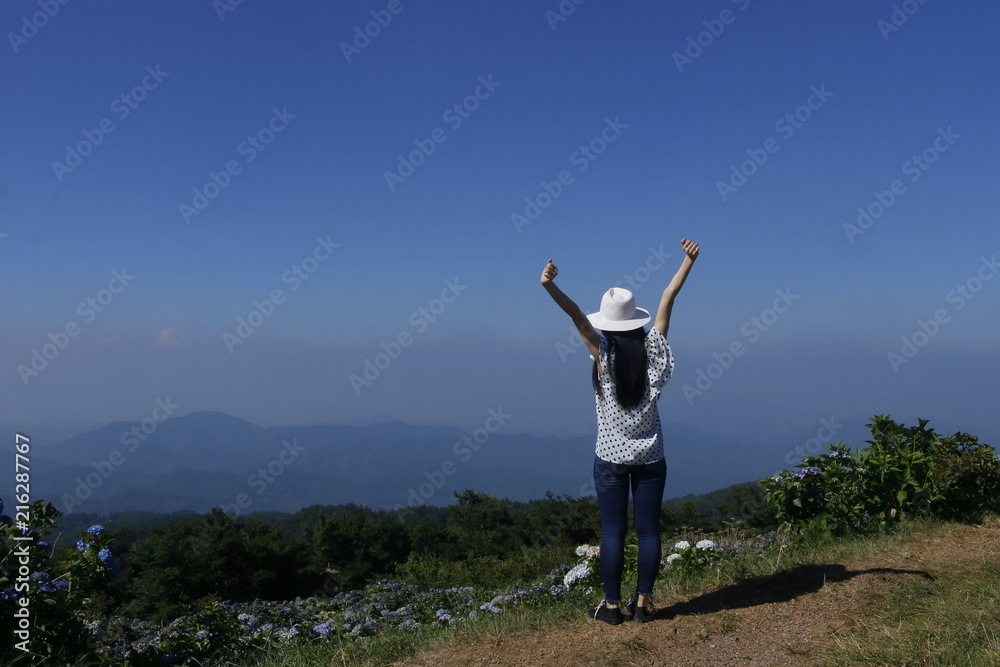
[518,492,601,549]
[662,539,728,579]
[761,441,865,537]
[713,483,777,530]
[448,489,520,559]
[663,482,778,534]
[408,521,460,560]
[661,500,714,532]
[122,509,313,622]
[307,505,411,591]
[400,549,565,591]
[621,542,639,591]
[1,500,120,665]
[399,491,599,590]
[925,429,1000,520]
[762,415,1000,538]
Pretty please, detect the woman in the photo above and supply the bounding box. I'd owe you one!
[541,238,699,624]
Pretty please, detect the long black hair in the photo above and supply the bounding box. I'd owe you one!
[592,327,648,410]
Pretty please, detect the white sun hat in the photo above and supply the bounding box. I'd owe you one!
[586,287,650,331]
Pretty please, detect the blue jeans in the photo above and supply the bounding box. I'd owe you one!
[593,455,667,601]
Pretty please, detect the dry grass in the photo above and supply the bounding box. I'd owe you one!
[390,517,1000,667]
[251,516,1000,666]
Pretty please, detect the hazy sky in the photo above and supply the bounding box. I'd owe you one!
[2,1,997,443]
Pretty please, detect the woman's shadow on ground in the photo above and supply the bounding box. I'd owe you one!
[653,563,934,620]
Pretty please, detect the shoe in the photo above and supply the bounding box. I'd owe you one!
[587,600,624,625]
[625,596,656,623]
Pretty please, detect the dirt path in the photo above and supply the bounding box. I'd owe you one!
[392,520,1000,666]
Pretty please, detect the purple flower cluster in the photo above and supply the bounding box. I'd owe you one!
[98,547,121,575]
[85,574,578,663]
[29,571,71,593]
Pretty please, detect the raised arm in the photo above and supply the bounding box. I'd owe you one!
[540,259,600,361]
[653,239,700,339]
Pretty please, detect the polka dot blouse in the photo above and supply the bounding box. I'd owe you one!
[593,327,674,465]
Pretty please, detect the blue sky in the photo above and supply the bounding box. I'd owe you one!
[2,0,998,444]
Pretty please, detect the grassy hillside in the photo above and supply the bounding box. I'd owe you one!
[250,515,1000,666]
[4,415,995,664]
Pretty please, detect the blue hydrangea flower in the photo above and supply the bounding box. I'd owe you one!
[237,613,259,628]
[87,524,106,536]
[98,548,121,575]
[313,620,334,638]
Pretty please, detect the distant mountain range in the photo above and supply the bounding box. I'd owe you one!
[2,406,992,516]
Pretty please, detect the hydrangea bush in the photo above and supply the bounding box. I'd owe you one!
[662,539,726,578]
[0,498,594,665]
[761,415,1000,537]
[1,499,122,664]
[562,544,599,592]
[86,576,579,664]
[563,532,788,600]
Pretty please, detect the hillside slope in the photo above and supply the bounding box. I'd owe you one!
[393,519,1000,666]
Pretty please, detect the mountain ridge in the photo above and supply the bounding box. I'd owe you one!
[6,408,994,516]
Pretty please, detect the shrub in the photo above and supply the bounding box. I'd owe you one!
[761,415,1000,537]
[663,539,727,578]
[1,499,121,664]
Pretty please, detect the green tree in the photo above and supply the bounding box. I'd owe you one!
[123,509,310,621]
[715,483,777,530]
[307,506,411,591]
[408,521,460,560]
[662,500,713,533]
[448,489,520,559]
[519,492,600,549]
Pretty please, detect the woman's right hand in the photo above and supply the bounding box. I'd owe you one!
[541,259,558,285]
[681,238,700,261]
